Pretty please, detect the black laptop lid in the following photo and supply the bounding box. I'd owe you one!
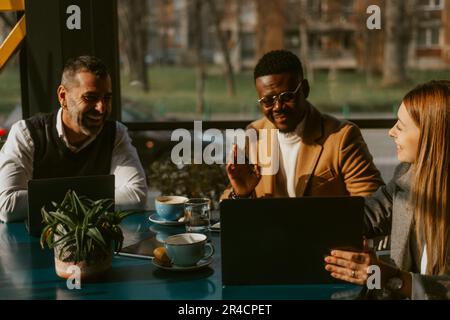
[27,175,115,237]
[220,197,364,285]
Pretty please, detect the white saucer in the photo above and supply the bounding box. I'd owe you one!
[152,257,213,271]
[149,213,185,226]
[210,222,220,232]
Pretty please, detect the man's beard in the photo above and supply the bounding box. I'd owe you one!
[272,112,296,133]
[272,107,305,133]
[79,116,104,137]
[278,127,294,133]
[68,108,104,137]
[80,122,102,136]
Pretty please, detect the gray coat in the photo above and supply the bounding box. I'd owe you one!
[365,163,450,299]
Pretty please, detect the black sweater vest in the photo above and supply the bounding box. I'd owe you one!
[25,113,116,179]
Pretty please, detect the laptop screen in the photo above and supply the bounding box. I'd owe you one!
[27,175,115,237]
[220,197,364,285]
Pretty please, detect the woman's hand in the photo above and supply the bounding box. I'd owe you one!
[324,249,377,286]
[324,247,413,299]
[226,144,261,197]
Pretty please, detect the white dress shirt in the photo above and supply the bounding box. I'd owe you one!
[0,108,148,222]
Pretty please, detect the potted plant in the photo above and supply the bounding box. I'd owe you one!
[40,190,133,280]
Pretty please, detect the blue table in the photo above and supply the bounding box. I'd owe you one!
[0,212,361,300]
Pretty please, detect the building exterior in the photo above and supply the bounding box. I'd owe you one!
[145,0,450,71]
[411,0,450,69]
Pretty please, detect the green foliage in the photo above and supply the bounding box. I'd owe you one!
[120,66,450,118]
[121,65,256,118]
[148,156,228,209]
[40,190,134,263]
[2,65,450,121]
[0,58,21,116]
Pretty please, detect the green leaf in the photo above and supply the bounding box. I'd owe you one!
[52,231,75,248]
[72,191,87,220]
[49,211,76,229]
[69,191,79,218]
[86,227,106,247]
[40,225,52,249]
[87,237,93,254]
[75,226,81,262]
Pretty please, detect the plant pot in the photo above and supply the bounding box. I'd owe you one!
[52,233,113,281]
[54,251,112,281]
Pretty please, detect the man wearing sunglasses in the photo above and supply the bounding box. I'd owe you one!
[223,50,383,199]
[0,55,148,222]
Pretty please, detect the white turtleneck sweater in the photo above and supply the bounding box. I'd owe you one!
[276,124,303,197]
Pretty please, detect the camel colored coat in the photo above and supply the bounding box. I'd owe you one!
[222,103,383,198]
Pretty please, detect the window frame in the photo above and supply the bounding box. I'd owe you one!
[417,25,442,48]
[122,119,396,132]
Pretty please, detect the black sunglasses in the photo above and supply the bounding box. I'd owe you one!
[257,82,302,108]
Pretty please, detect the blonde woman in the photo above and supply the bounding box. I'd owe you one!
[324,80,450,299]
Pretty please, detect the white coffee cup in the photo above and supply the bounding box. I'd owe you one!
[164,233,214,267]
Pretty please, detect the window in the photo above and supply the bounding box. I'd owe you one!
[240,32,255,60]
[309,33,323,51]
[240,1,257,26]
[113,0,450,202]
[417,26,441,47]
[341,0,354,21]
[119,0,450,127]
[307,0,323,19]
[284,30,300,51]
[3,0,450,211]
[342,32,353,50]
[418,0,444,10]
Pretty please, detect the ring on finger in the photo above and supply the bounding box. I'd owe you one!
[351,269,356,278]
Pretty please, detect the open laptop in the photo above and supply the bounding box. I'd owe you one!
[27,175,115,237]
[220,197,365,285]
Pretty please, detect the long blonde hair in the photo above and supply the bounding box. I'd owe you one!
[403,80,450,275]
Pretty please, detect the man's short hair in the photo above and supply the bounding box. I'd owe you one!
[61,55,109,86]
[253,50,304,81]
